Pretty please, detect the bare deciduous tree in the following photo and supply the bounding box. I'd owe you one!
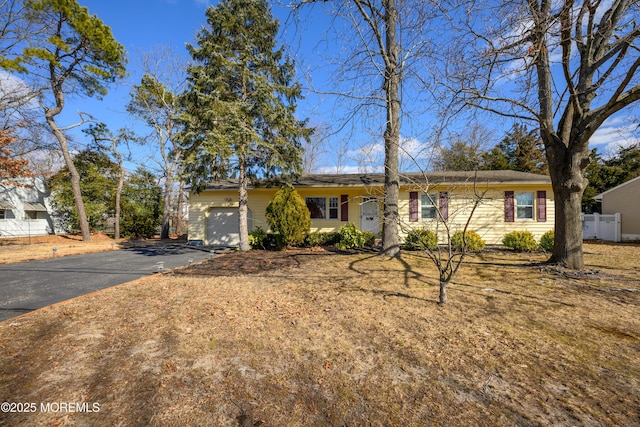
[293,0,439,257]
[442,0,640,269]
[127,45,186,240]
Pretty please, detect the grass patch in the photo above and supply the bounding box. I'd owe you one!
[0,244,638,426]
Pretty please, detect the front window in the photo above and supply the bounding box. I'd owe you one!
[516,192,534,219]
[0,209,5,220]
[25,211,38,220]
[329,197,339,219]
[421,194,437,219]
[306,197,326,219]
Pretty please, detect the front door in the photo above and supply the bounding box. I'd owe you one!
[360,198,380,234]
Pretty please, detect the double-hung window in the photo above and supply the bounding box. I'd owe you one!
[328,197,339,219]
[516,192,534,219]
[421,194,437,219]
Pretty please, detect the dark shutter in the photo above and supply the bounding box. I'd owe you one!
[409,191,418,222]
[505,191,515,222]
[340,195,349,222]
[537,191,547,222]
[439,192,449,221]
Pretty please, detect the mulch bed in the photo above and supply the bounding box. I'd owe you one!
[172,248,322,276]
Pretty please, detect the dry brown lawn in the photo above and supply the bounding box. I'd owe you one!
[0,243,638,426]
[0,233,122,264]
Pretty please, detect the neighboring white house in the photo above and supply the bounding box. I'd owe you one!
[0,177,60,238]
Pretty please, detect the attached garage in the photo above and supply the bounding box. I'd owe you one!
[207,208,240,246]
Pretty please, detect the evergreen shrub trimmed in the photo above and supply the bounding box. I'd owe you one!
[265,186,311,247]
[335,223,375,250]
[451,230,485,252]
[539,230,554,252]
[502,230,539,252]
[404,228,437,251]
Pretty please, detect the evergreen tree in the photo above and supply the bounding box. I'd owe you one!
[121,167,162,238]
[482,124,547,174]
[178,0,310,251]
[48,149,119,232]
[437,141,482,171]
[605,143,640,180]
[583,144,640,213]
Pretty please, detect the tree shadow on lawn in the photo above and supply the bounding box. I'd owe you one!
[347,252,433,289]
[337,283,437,305]
[451,280,576,309]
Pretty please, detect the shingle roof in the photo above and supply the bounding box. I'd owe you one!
[201,170,551,190]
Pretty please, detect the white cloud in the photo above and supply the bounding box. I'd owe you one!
[316,165,363,174]
[0,71,36,107]
[315,135,435,175]
[590,116,639,155]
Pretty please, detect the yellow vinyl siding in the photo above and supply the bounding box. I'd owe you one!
[397,183,554,245]
[188,179,554,246]
[188,189,277,244]
[294,187,378,233]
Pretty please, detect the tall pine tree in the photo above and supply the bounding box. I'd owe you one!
[178,0,310,251]
[8,0,127,241]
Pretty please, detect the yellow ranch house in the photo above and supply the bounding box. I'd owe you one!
[188,170,554,247]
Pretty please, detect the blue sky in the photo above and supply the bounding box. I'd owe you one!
[59,0,363,174]
[46,0,640,175]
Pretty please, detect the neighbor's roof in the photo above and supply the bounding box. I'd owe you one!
[594,175,640,201]
[23,202,47,211]
[201,170,551,190]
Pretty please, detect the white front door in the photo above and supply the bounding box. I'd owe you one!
[360,198,380,234]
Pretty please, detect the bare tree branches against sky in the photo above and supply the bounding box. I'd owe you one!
[2,0,639,175]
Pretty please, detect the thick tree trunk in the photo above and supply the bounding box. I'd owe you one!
[545,137,588,270]
[381,0,400,258]
[45,115,91,242]
[237,155,251,252]
[550,186,584,269]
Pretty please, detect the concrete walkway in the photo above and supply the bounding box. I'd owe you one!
[0,244,222,322]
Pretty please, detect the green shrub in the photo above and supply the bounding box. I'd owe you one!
[265,185,311,247]
[502,230,539,251]
[335,223,375,250]
[539,230,554,252]
[248,226,268,249]
[305,232,340,247]
[451,230,485,252]
[362,231,376,247]
[404,228,437,251]
[264,233,285,250]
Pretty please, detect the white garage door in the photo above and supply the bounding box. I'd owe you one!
[207,208,239,246]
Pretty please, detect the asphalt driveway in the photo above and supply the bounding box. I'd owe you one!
[0,244,221,322]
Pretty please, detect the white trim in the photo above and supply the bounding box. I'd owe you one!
[595,175,640,200]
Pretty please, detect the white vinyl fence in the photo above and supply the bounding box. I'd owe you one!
[582,213,621,242]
